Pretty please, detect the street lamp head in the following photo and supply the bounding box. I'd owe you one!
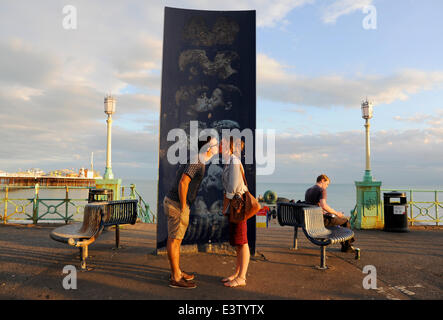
[361,99,373,120]
[104,95,116,115]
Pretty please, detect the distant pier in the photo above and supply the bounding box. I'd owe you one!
[0,176,96,187]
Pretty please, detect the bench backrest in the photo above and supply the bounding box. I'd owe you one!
[277,202,333,239]
[277,202,317,227]
[101,200,138,226]
[302,207,332,239]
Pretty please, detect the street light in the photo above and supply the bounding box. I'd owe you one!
[104,95,116,179]
[352,98,383,230]
[361,99,373,181]
[361,99,373,120]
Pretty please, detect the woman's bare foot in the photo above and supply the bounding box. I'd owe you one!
[223,276,246,287]
[221,274,238,283]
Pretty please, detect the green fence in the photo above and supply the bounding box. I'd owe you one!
[381,189,442,226]
[121,184,156,223]
[0,184,156,224]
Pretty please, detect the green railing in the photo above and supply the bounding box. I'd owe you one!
[1,184,156,224]
[121,184,156,223]
[381,189,442,226]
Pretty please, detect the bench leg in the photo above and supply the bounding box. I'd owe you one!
[80,246,88,270]
[318,245,328,270]
[290,226,298,250]
[115,226,120,249]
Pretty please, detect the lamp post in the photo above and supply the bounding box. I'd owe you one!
[95,94,122,200]
[352,98,383,230]
[361,99,373,182]
[104,95,116,180]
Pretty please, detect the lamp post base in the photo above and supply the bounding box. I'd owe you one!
[363,170,373,182]
[351,174,383,230]
[96,177,122,201]
[103,167,114,180]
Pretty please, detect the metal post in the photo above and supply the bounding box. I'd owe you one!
[319,246,327,269]
[115,226,120,249]
[291,226,298,250]
[3,186,8,224]
[79,247,83,268]
[410,189,414,226]
[106,114,112,170]
[365,118,371,172]
[104,114,114,179]
[145,203,151,223]
[130,184,136,200]
[33,183,39,224]
[80,246,88,270]
[436,190,439,226]
[65,186,69,224]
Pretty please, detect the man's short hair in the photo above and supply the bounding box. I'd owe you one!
[316,174,330,183]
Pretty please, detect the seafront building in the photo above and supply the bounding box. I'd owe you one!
[0,168,99,178]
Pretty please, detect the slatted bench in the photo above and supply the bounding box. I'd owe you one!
[50,200,138,270]
[277,202,354,269]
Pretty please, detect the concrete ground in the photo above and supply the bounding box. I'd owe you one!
[0,219,442,300]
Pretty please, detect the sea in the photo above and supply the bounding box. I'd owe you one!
[1,179,441,224]
[124,179,442,217]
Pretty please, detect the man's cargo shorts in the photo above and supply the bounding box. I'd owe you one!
[163,196,190,240]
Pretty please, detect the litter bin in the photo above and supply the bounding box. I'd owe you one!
[383,191,408,232]
[88,188,113,203]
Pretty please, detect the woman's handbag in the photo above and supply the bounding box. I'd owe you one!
[229,165,261,223]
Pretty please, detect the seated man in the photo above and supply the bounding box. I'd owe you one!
[305,174,356,252]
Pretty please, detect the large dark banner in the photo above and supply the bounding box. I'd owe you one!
[157,7,256,253]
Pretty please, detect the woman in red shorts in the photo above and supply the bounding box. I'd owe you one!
[221,137,249,288]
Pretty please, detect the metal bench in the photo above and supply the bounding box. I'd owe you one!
[277,202,354,269]
[50,200,138,270]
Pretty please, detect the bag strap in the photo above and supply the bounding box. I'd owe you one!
[239,164,248,188]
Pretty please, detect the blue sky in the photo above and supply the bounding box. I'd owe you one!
[0,0,442,186]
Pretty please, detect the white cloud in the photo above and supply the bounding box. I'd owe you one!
[393,109,443,127]
[261,125,443,184]
[177,0,314,27]
[258,53,443,108]
[0,39,60,87]
[0,85,44,101]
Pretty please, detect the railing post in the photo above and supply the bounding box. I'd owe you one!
[3,186,8,224]
[129,184,136,200]
[33,183,39,224]
[145,203,151,223]
[436,191,439,227]
[65,186,69,224]
[409,189,414,226]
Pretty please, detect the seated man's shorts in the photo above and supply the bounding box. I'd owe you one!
[324,214,350,228]
[163,196,190,240]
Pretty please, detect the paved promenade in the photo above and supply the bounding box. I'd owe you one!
[0,220,442,300]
